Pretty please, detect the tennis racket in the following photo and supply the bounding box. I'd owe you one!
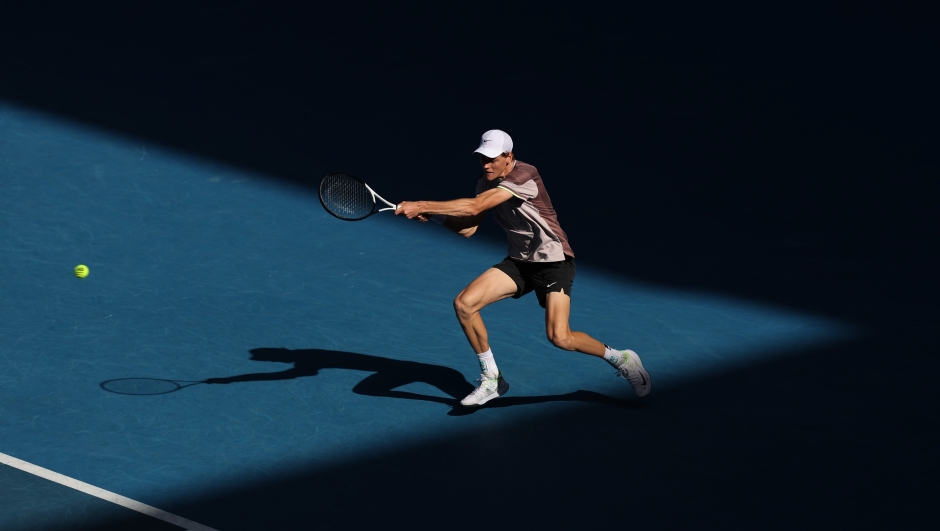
[319,173,399,221]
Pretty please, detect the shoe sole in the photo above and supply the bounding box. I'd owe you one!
[461,374,510,407]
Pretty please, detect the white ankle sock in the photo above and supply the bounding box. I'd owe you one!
[603,346,624,367]
[477,348,499,377]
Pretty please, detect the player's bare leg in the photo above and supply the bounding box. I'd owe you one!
[544,291,606,356]
[453,268,517,406]
[454,268,517,353]
[544,291,652,397]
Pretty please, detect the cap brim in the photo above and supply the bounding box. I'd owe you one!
[473,147,504,158]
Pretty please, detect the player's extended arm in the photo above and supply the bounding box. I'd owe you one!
[396,187,514,238]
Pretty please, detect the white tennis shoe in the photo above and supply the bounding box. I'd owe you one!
[613,349,651,398]
[460,372,509,407]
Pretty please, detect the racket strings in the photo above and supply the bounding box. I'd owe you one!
[320,174,374,220]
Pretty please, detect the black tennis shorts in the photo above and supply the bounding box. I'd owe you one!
[492,255,576,308]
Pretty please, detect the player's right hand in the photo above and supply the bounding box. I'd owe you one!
[396,201,424,220]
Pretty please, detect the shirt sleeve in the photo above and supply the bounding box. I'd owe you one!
[496,170,538,201]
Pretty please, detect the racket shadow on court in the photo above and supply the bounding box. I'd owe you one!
[100,347,631,415]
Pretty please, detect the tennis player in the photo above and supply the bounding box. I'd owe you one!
[395,130,651,406]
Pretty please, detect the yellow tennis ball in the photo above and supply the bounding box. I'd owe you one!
[74,265,89,278]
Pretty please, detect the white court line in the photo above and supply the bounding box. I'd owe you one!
[0,451,217,531]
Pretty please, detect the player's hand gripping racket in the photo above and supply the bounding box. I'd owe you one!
[319,173,399,221]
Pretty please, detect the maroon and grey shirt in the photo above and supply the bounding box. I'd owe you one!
[475,160,574,263]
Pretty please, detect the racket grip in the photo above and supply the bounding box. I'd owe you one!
[431,215,447,225]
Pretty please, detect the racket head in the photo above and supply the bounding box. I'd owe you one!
[100,378,202,395]
[319,173,378,221]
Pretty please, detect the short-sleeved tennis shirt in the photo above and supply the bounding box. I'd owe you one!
[475,160,574,263]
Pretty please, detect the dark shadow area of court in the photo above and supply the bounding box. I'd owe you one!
[3,2,938,529]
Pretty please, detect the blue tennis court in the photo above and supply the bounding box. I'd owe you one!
[0,95,928,529]
[2,3,937,530]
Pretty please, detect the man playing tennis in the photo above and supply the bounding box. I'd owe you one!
[395,130,651,406]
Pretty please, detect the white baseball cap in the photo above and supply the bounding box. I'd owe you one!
[473,130,513,158]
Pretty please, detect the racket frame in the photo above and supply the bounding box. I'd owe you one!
[365,183,399,213]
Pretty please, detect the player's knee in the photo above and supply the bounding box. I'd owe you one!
[547,330,575,351]
[453,293,475,321]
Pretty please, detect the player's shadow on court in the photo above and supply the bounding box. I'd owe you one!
[204,347,630,415]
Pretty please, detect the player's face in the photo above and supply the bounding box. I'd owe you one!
[479,153,514,180]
